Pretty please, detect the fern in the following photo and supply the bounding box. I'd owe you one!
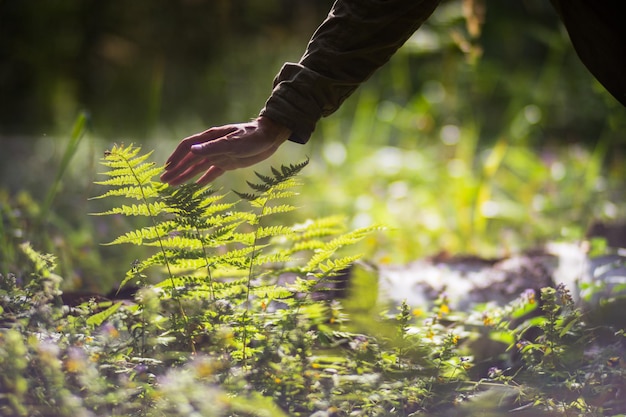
[93,144,378,364]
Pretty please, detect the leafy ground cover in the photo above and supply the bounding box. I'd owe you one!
[1,145,625,417]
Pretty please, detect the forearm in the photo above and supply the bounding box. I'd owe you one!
[260,0,441,143]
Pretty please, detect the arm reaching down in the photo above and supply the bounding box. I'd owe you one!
[162,0,441,185]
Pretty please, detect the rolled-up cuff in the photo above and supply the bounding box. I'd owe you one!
[259,63,323,144]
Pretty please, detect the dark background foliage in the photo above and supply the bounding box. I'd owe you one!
[1,0,621,142]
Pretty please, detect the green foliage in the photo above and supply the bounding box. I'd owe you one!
[2,145,626,416]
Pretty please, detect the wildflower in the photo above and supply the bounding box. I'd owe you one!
[349,335,369,352]
[487,366,502,378]
[460,356,472,370]
[447,333,459,345]
[522,289,536,304]
[438,304,450,317]
[65,348,86,373]
[100,322,119,338]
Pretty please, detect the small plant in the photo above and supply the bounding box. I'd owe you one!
[2,144,625,417]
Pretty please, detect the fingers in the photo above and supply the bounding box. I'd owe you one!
[162,155,229,186]
[161,119,288,186]
[165,125,239,167]
[195,166,225,185]
[163,146,278,186]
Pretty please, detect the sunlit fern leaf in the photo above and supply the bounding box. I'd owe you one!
[255,225,294,240]
[19,242,57,277]
[251,252,293,267]
[281,240,328,257]
[101,144,144,165]
[261,204,298,217]
[287,276,318,294]
[101,162,161,183]
[303,225,382,272]
[291,216,348,239]
[154,275,203,289]
[201,202,238,217]
[317,255,362,276]
[226,231,257,246]
[158,236,206,251]
[95,174,145,186]
[201,224,245,245]
[103,223,174,246]
[90,185,161,201]
[93,202,167,217]
[265,190,300,200]
[270,177,302,190]
[250,285,293,300]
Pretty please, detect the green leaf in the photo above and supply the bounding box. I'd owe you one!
[86,302,123,327]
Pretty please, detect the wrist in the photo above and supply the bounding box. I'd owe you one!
[257,116,291,140]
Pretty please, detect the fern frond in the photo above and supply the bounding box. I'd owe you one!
[247,176,273,192]
[250,285,293,300]
[100,161,160,181]
[212,282,248,299]
[92,201,167,217]
[226,231,256,246]
[158,235,206,251]
[233,190,260,201]
[269,177,302,191]
[304,225,382,272]
[238,159,309,195]
[201,202,237,217]
[167,256,213,271]
[316,255,361,276]
[104,222,174,245]
[212,246,261,268]
[101,144,144,165]
[265,190,299,200]
[19,242,57,277]
[252,252,293,266]
[282,239,328,255]
[90,185,161,201]
[256,225,294,240]
[261,204,298,216]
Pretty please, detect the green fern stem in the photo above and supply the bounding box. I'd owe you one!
[192,222,216,301]
[116,149,193,349]
[241,204,265,367]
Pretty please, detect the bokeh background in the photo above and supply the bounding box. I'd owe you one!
[1,0,625,290]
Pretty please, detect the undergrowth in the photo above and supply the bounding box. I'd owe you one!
[1,144,625,417]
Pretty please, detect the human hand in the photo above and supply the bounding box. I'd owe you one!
[160,116,291,186]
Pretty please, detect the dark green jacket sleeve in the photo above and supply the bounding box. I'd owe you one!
[551,0,626,108]
[260,0,441,144]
